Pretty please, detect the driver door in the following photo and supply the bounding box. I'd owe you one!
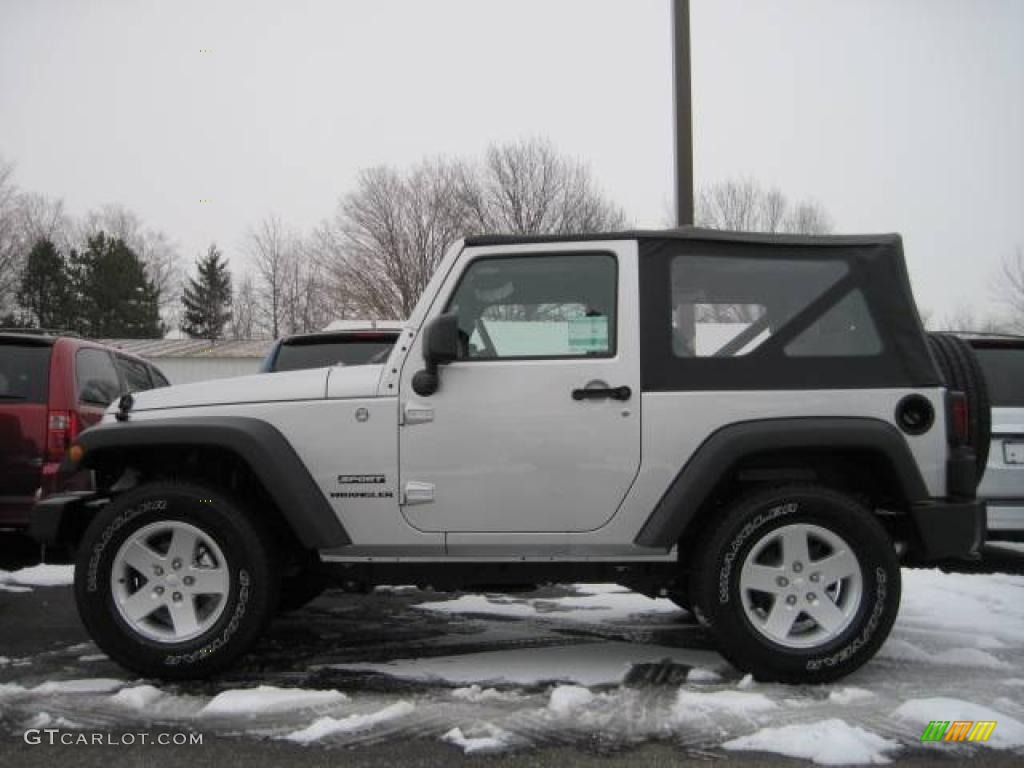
[398,242,641,539]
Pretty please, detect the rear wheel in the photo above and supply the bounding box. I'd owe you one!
[691,484,900,683]
[74,481,280,679]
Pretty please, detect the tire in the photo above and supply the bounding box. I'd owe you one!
[278,569,329,613]
[927,332,992,477]
[74,481,280,680]
[690,484,900,683]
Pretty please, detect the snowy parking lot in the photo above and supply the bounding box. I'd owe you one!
[2,548,1023,765]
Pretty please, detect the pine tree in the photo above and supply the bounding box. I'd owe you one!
[17,238,73,330]
[75,233,164,338]
[180,244,232,339]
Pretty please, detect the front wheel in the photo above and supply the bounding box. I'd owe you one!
[691,485,900,683]
[74,481,280,679]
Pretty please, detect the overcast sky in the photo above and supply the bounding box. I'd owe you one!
[1,0,1021,320]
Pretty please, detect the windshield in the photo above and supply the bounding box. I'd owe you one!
[0,343,50,402]
[270,337,395,372]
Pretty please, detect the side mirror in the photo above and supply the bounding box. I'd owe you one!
[413,313,460,396]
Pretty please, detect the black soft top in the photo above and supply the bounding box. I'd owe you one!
[464,227,901,249]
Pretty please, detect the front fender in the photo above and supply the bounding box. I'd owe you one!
[64,416,349,549]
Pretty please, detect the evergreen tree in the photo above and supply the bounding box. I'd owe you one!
[180,244,232,339]
[16,238,73,329]
[75,232,163,338]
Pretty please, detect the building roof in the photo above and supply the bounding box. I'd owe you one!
[99,338,274,359]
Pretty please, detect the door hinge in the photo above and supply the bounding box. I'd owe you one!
[402,481,435,505]
[401,402,434,426]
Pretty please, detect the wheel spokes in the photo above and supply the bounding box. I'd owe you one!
[804,594,846,633]
[762,598,799,638]
[780,527,811,568]
[120,588,162,623]
[121,539,164,575]
[188,566,229,596]
[167,596,201,637]
[166,527,198,568]
[742,563,785,594]
[812,549,859,586]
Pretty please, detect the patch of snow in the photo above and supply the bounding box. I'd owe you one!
[547,685,595,715]
[283,701,415,743]
[673,689,777,720]
[78,654,108,662]
[1004,678,1024,687]
[336,642,721,687]
[442,723,513,754]
[892,697,1024,749]
[0,564,74,587]
[449,685,522,703]
[414,589,681,624]
[828,687,876,705]
[24,712,82,730]
[201,685,347,716]
[737,673,754,689]
[724,719,900,765]
[685,667,722,683]
[110,685,165,709]
[0,656,9,665]
[0,583,33,592]
[0,683,26,697]
[31,678,125,694]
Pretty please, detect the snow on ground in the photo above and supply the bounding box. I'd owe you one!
[0,564,74,588]
[282,701,415,744]
[0,570,1022,762]
[723,719,901,765]
[201,685,347,716]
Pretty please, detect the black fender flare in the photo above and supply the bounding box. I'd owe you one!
[634,417,929,548]
[67,416,350,549]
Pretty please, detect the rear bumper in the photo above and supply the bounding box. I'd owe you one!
[28,491,103,547]
[909,497,986,561]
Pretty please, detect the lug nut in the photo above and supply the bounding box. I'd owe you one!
[776,576,789,587]
[792,561,804,573]
[172,558,183,570]
[172,591,183,602]
[806,592,817,602]
[810,572,820,583]
[154,586,165,596]
[786,595,797,606]
[153,566,164,576]
[183,576,195,586]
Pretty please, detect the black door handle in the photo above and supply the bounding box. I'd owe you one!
[572,385,632,402]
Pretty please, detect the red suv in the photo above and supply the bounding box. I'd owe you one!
[0,332,169,528]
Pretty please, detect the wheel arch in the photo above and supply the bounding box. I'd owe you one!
[67,416,349,550]
[634,417,930,551]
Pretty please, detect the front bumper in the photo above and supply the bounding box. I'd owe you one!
[29,491,104,547]
[909,497,986,561]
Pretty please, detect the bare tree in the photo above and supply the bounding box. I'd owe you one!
[229,272,257,339]
[939,303,1010,334]
[316,138,628,319]
[696,178,832,235]
[316,160,472,319]
[994,247,1024,332]
[246,215,297,338]
[0,159,21,316]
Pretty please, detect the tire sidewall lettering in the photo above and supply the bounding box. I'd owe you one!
[86,499,168,593]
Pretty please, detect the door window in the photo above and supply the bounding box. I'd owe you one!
[76,349,121,406]
[445,253,617,360]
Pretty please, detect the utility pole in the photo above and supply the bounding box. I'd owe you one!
[673,0,694,226]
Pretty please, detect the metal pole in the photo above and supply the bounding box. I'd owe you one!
[673,0,694,226]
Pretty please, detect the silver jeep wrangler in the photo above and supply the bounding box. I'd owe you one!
[33,229,987,683]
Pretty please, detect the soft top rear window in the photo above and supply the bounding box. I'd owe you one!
[973,346,1024,408]
[0,343,50,403]
[271,336,395,372]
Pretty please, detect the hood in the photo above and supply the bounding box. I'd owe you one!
[124,367,331,412]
